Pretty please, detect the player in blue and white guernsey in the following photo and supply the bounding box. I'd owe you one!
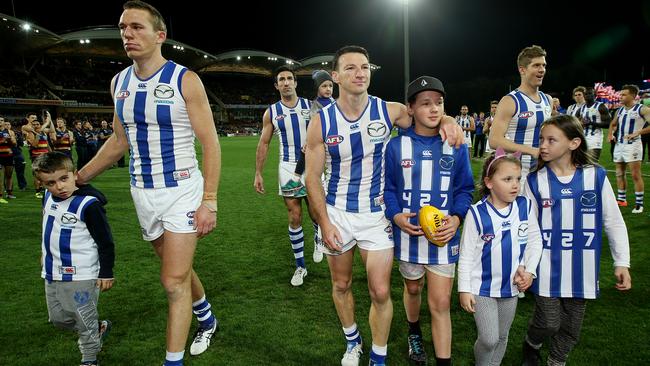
[33,152,115,366]
[458,148,542,366]
[565,86,586,117]
[305,46,463,366]
[577,86,610,161]
[254,65,316,287]
[384,76,474,366]
[456,105,475,148]
[76,2,221,365]
[489,45,553,188]
[607,84,650,214]
[521,115,631,366]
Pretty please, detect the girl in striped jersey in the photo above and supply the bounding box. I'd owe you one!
[522,115,631,366]
[458,148,542,366]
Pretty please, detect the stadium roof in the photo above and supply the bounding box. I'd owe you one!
[0,12,380,76]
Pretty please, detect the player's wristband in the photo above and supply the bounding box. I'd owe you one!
[202,192,217,201]
[202,200,217,212]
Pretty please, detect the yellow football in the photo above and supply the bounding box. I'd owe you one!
[418,205,446,246]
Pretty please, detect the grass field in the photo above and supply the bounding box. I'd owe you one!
[0,137,648,365]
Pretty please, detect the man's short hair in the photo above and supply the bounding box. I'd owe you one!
[490,100,499,106]
[332,45,369,72]
[272,66,296,84]
[622,84,640,96]
[32,152,75,176]
[123,0,167,32]
[517,45,546,68]
[573,86,586,95]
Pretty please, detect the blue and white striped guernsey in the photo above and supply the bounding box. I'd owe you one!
[579,102,605,137]
[505,90,552,172]
[269,97,312,163]
[41,191,100,282]
[457,115,472,141]
[464,196,531,297]
[527,165,605,299]
[384,130,474,265]
[615,104,646,144]
[113,60,197,188]
[566,103,584,117]
[320,95,392,213]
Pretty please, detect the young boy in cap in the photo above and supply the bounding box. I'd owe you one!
[384,76,474,365]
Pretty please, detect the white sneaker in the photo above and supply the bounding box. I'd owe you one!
[189,320,219,356]
[341,342,363,366]
[313,240,324,263]
[632,205,644,214]
[290,267,307,286]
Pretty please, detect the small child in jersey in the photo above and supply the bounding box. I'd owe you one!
[458,147,542,366]
[521,114,631,366]
[33,152,115,366]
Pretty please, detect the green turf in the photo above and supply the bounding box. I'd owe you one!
[0,138,648,365]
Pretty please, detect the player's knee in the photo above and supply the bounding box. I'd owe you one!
[368,283,391,304]
[160,273,191,300]
[427,294,451,313]
[404,279,424,297]
[332,277,352,294]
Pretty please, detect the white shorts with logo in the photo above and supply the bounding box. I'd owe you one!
[398,261,456,280]
[317,204,394,255]
[613,140,642,163]
[585,133,603,150]
[277,161,306,197]
[131,171,203,241]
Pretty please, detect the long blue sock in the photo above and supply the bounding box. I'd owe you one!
[343,323,362,345]
[192,295,216,329]
[289,226,305,268]
[164,351,184,366]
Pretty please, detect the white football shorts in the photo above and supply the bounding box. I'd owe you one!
[130,170,203,241]
[317,204,394,255]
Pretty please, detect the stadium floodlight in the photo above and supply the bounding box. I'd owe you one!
[236,56,241,61]
[21,23,31,31]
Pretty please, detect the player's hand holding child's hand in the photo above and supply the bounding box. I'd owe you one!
[459,293,476,313]
[513,265,533,291]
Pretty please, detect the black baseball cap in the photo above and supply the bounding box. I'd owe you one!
[407,76,445,103]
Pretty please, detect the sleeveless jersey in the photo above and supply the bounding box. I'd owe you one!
[527,165,605,299]
[53,129,73,151]
[41,191,100,281]
[0,129,13,157]
[505,90,552,171]
[566,103,584,117]
[320,95,392,213]
[114,60,197,188]
[269,97,311,163]
[457,115,472,140]
[615,104,646,144]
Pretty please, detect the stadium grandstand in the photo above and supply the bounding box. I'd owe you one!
[0,13,380,136]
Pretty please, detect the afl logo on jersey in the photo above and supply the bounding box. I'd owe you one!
[275,114,286,121]
[481,234,495,244]
[541,198,554,208]
[401,159,415,168]
[116,90,130,99]
[326,135,344,146]
[518,111,534,119]
[367,122,387,137]
[154,84,174,99]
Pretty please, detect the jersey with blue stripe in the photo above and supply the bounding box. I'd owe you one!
[384,129,474,264]
[464,196,531,297]
[269,98,311,163]
[527,165,605,299]
[615,104,646,144]
[320,95,392,213]
[457,115,472,140]
[579,102,606,137]
[41,191,100,282]
[113,60,197,188]
[566,103,584,117]
[505,90,552,171]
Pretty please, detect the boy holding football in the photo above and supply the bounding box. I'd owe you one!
[384,76,474,365]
